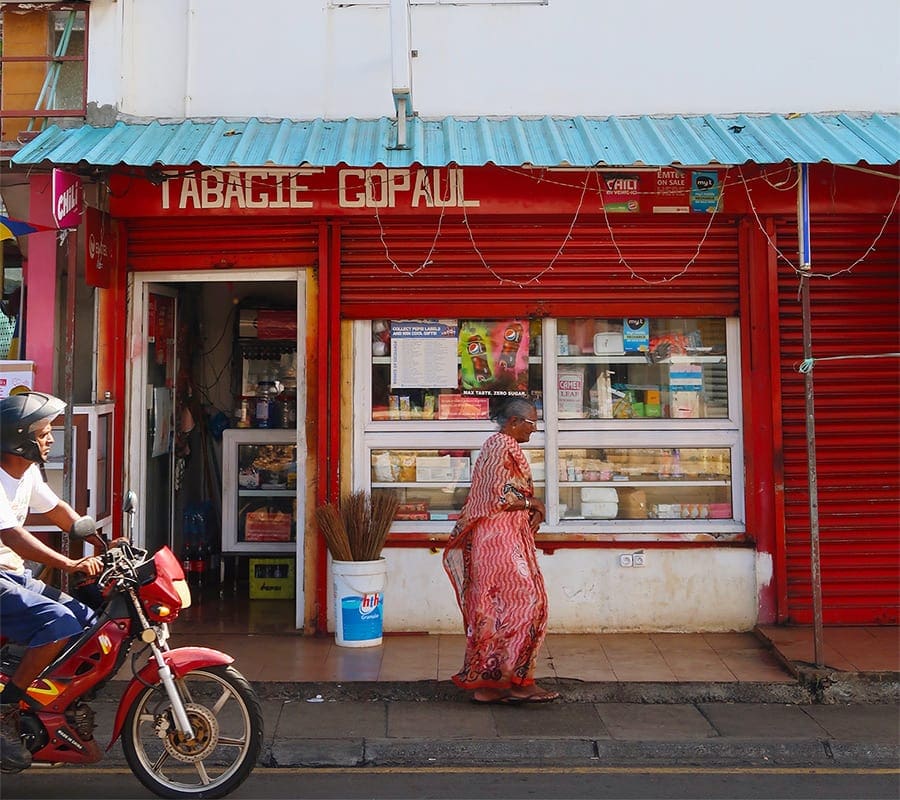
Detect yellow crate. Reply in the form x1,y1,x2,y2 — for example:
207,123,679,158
249,558,295,600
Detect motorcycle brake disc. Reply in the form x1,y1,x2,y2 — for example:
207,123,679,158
158,703,220,763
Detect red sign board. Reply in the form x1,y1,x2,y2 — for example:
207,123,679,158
84,206,118,288
52,168,83,228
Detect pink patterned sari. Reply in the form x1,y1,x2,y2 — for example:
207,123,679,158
442,432,548,690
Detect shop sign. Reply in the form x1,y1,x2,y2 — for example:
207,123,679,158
691,171,722,213
159,167,480,211
84,206,117,288
601,174,642,213
110,165,734,218
52,168,83,228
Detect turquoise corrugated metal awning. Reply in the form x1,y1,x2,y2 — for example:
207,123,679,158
10,114,900,169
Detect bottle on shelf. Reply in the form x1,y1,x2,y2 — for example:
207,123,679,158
254,375,280,428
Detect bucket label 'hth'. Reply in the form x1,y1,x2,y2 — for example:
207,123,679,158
340,592,382,641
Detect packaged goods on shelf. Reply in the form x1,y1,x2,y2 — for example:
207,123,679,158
244,510,292,541
415,455,471,483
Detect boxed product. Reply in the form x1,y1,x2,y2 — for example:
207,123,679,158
0,361,35,399
582,502,619,519
617,489,648,519
415,456,471,483
670,389,701,418
593,332,624,354
396,499,430,520
558,367,585,418
580,487,618,519
244,510,292,541
580,487,618,503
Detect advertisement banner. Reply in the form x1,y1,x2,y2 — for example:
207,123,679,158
460,320,529,396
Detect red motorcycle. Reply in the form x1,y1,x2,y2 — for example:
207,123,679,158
0,493,263,798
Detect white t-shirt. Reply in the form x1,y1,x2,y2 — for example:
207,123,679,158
0,464,60,574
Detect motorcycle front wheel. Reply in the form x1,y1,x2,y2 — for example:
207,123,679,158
121,664,263,799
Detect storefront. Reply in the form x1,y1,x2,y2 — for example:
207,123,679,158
10,117,900,632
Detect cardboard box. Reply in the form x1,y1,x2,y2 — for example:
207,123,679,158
618,489,648,519
249,558,295,599
0,361,35,399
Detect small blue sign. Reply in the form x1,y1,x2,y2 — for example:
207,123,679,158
691,171,721,213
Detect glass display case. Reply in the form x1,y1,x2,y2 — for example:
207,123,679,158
222,429,297,553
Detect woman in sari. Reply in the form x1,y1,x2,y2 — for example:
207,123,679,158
442,398,559,704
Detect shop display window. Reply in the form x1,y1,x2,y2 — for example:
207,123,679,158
558,447,732,521
370,447,545,521
556,318,727,420
355,316,743,539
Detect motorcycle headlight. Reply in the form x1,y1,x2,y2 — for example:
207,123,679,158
172,579,192,609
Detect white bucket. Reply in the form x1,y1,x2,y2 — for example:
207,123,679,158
332,558,387,647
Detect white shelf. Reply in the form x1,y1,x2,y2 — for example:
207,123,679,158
557,354,726,364
560,480,730,487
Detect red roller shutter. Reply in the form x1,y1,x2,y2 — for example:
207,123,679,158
340,216,741,318
777,215,900,624
125,218,319,271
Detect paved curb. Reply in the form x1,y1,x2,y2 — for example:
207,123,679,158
263,737,900,768
249,679,812,705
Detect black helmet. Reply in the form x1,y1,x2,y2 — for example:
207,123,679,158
0,391,66,463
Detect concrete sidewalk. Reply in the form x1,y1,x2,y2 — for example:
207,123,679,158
261,695,899,769
90,687,899,770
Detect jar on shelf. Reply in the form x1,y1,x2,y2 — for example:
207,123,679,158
279,378,297,429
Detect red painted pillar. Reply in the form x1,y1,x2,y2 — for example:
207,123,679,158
25,173,59,391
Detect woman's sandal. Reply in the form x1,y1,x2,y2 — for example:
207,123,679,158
470,694,523,705
511,687,560,703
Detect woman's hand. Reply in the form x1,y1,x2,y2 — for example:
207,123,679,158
527,498,545,533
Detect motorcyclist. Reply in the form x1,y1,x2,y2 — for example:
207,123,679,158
0,392,103,772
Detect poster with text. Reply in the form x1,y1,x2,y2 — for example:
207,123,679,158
460,320,530,396
390,320,458,389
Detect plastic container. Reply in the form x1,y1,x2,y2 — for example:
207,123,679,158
332,559,387,647
254,380,279,428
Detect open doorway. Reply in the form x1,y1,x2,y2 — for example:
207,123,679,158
127,270,307,633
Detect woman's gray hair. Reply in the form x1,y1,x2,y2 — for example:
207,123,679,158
492,397,537,428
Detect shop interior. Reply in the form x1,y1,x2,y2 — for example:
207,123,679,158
155,279,299,634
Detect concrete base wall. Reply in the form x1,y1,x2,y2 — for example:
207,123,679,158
327,547,761,635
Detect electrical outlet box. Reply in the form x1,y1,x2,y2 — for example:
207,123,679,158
632,551,646,567
619,553,633,568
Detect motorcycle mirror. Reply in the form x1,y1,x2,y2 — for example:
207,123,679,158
70,515,97,540
122,490,137,515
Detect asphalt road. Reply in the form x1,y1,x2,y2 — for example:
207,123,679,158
3,765,898,800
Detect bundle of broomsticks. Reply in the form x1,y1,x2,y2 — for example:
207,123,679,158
315,490,400,562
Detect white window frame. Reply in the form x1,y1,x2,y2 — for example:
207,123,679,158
352,317,745,540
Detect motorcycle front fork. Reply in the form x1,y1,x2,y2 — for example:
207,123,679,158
148,639,195,739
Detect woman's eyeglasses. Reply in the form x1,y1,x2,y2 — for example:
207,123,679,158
520,418,537,429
